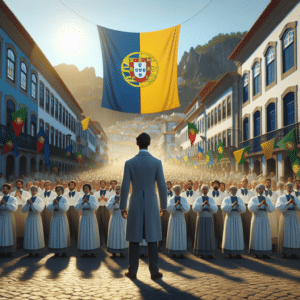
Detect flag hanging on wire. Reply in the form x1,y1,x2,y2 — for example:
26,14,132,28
261,138,276,160
81,117,90,131
1,131,19,157
233,146,249,165
11,107,27,138
217,140,224,162
98,25,181,114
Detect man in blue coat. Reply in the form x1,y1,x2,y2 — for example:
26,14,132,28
120,132,167,280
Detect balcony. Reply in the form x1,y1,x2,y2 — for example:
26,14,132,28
76,135,87,146
239,123,300,155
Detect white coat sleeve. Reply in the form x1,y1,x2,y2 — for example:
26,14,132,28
221,198,232,214
192,198,203,213
58,198,69,213
106,197,115,211
248,197,259,213
275,196,288,213
6,198,18,212
209,198,218,213
31,198,44,213
46,202,55,212
167,198,176,214
265,197,275,213
89,196,98,211
21,202,30,213
237,198,246,213
74,197,83,211
181,198,190,213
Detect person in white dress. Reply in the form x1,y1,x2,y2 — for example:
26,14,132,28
277,182,286,197
64,180,81,245
166,185,190,259
21,185,45,257
220,182,229,198
248,184,275,258
0,184,18,257
221,186,246,258
193,185,218,258
46,185,71,257
236,178,255,248
276,182,300,258
75,183,100,257
106,185,128,258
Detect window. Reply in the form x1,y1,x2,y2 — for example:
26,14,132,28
243,118,249,141
253,62,260,96
51,127,54,145
253,111,261,137
202,118,204,132
39,119,44,131
267,103,276,132
63,107,65,125
227,97,231,116
31,73,37,99
215,136,217,150
51,95,54,116
7,49,15,81
46,89,50,113
266,48,275,86
45,123,49,140
218,105,221,122
59,103,62,122
283,92,295,126
31,114,37,137
59,132,62,148
55,99,58,120
21,107,28,134
55,130,58,146
211,110,214,126
243,74,249,103
66,111,68,127
20,62,27,90
223,132,226,147
39,82,44,108
6,100,15,128
63,134,65,149
215,107,218,124
283,29,294,73
227,129,231,146
207,113,210,129
222,101,226,119
218,133,221,143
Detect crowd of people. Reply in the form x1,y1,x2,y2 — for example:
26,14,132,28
0,163,299,261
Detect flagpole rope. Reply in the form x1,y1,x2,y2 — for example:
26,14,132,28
58,0,213,27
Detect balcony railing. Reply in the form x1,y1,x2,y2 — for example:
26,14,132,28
239,123,300,154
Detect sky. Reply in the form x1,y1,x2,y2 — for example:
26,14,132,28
4,0,271,78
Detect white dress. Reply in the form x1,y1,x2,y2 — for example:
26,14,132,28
276,194,300,255
166,196,190,255
264,189,278,243
0,195,18,252
248,196,275,255
221,196,246,254
75,194,100,252
106,196,128,253
21,197,45,252
193,196,218,255
46,196,71,252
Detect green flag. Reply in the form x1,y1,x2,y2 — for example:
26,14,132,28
277,129,298,163
217,140,224,162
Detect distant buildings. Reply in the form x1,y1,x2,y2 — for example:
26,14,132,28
0,1,108,178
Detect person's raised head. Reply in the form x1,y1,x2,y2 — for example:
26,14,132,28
136,132,151,149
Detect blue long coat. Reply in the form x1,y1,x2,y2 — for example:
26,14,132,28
120,151,167,242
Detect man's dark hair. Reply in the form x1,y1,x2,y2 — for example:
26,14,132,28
265,178,271,182
100,180,106,185
187,180,193,185
136,132,151,149
213,180,220,186
110,180,117,184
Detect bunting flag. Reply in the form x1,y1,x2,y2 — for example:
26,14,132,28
188,122,199,146
76,150,82,164
217,140,224,162
98,25,181,114
261,138,276,160
233,146,249,165
183,156,188,163
36,129,46,154
65,144,72,158
81,117,90,131
173,156,177,164
169,158,173,164
1,131,19,157
277,129,297,162
206,150,213,167
292,159,300,177
11,107,27,138
50,163,60,174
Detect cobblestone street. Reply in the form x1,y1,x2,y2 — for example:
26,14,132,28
0,244,300,300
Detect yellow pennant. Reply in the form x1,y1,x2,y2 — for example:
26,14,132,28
81,117,90,131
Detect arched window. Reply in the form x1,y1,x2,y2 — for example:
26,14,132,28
55,99,58,119
243,118,249,141
31,73,37,99
211,110,214,126
51,95,54,116
51,127,54,145
20,62,27,90
243,74,249,103
7,49,15,81
31,114,37,137
39,82,44,108
283,29,294,73
223,132,226,147
253,111,261,137
59,103,62,122
283,92,295,126
39,119,44,131
66,111,68,127
215,107,218,123
63,107,65,125
253,62,261,96
45,124,49,140
6,100,15,128
218,105,221,122
45,89,50,113
227,129,231,147
222,101,226,119
266,47,275,86
202,118,204,132
207,113,210,129
227,97,231,116
267,103,276,132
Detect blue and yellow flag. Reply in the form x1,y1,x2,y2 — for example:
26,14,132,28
98,25,181,114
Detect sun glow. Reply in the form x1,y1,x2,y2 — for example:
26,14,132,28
56,24,86,55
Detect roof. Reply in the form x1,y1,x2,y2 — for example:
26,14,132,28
0,0,83,114
229,0,280,60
